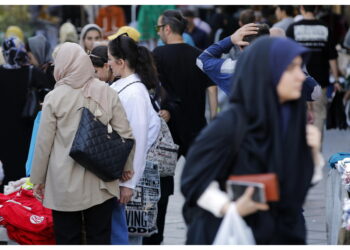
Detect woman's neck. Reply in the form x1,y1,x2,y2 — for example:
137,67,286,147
107,70,115,83
120,67,135,79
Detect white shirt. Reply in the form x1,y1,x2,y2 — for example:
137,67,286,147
110,73,160,189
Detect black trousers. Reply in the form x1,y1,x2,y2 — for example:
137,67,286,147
52,198,114,245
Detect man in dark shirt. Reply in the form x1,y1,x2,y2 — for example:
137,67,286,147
153,9,217,158
286,5,340,139
143,9,217,246
183,9,209,50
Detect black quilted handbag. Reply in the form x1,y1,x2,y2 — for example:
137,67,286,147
69,107,134,181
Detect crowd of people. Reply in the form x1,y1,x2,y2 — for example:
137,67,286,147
0,5,349,245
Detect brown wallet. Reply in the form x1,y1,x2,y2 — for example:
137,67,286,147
228,173,280,202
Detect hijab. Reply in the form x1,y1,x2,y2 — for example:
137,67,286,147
54,42,109,113
79,24,103,50
5,26,24,42
229,36,313,209
1,36,28,69
269,38,309,134
181,37,314,244
28,34,53,66
59,22,78,44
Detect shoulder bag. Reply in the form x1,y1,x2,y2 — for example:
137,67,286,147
69,98,134,182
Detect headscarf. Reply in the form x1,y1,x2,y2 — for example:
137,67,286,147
269,38,309,87
59,22,78,44
79,24,103,50
181,37,313,244
1,36,28,69
54,42,109,113
28,34,53,66
108,26,141,42
5,26,24,42
229,36,313,209
269,38,309,134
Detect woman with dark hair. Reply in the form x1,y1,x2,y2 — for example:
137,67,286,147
108,35,161,244
181,36,324,245
89,45,115,84
89,44,127,245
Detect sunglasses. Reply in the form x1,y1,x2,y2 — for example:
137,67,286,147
155,24,166,32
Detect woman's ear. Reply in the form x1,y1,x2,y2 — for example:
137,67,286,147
103,62,109,70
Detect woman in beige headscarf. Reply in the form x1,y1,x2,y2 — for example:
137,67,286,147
30,42,135,245
59,22,79,44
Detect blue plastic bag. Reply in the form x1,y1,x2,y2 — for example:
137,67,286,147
25,111,42,176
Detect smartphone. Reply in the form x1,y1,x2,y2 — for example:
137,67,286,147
226,180,266,203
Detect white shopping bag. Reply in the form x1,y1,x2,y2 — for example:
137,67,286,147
213,204,256,245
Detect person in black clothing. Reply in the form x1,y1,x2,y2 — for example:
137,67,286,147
0,37,53,192
153,9,217,158
286,5,340,139
183,10,209,50
181,37,324,244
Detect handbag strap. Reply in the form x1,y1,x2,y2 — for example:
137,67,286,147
117,81,141,94
82,92,113,133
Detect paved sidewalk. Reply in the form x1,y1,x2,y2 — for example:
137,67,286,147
162,129,350,245
163,156,186,245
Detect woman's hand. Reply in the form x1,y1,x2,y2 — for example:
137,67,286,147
33,184,45,202
119,186,133,204
120,171,134,182
159,110,171,122
234,187,269,217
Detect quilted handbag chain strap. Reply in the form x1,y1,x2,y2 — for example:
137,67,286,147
82,91,115,134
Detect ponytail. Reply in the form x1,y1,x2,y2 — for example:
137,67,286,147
108,35,159,90
135,46,158,90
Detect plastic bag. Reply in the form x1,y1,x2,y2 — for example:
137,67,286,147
213,204,256,245
25,111,42,176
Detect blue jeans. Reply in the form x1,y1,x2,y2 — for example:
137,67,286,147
111,199,129,245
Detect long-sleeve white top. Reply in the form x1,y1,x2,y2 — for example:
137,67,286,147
110,73,160,189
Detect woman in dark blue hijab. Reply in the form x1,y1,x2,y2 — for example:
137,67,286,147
181,37,321,244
